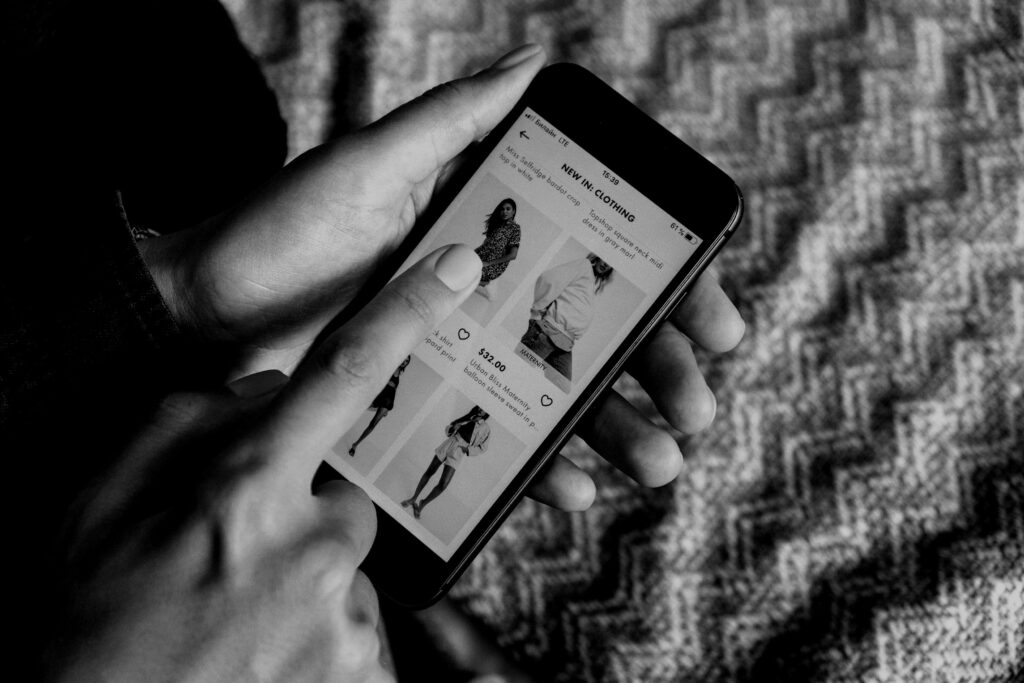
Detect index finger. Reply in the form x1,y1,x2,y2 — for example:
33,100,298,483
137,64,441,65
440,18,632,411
258,245,481,496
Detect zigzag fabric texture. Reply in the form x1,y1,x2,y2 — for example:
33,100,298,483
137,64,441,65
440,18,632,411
228,1,1023,680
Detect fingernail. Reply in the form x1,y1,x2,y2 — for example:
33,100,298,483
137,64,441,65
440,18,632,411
227,369,289,397
706,385,718,422
434,244,482,291
492,43,543,70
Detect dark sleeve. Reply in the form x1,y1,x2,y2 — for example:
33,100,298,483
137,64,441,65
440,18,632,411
0,191,192,672
1,1,288,668
1,0,287,441
0,191,183,438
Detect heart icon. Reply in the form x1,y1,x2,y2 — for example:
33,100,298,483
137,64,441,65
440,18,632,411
540,394,553,407
457,328,470,341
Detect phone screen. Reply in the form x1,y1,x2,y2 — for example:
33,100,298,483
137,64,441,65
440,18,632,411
325,107,703,560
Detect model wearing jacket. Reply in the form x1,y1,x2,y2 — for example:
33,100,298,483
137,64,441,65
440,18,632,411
401,406,491,519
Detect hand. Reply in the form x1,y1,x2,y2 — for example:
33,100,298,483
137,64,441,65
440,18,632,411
531,269,745,509
142,42,744,510
516,228,744,510
141,44,546,376
46,246,482,682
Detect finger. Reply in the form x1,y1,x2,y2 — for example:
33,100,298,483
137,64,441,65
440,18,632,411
627,325,716,434
313,479,378,568
669,269,745,353
359,44,545,190
525,453,596,511
72,391,242,545
576,391,683,488
263,244,481,490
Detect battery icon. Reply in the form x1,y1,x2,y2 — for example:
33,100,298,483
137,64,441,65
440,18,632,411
683,232,696,243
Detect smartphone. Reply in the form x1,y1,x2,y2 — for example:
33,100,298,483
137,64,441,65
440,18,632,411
323,63,742,608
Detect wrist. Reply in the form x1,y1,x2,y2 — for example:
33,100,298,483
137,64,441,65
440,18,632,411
137,230,201,338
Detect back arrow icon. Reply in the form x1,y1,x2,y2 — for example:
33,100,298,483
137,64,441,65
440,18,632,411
519,130,530,139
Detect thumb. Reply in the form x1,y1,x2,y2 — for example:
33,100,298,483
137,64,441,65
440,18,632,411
357,44,545,190
259,244,482,492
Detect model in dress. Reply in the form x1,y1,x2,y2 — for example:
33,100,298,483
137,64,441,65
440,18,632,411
473,198,521,299
348,356,411,456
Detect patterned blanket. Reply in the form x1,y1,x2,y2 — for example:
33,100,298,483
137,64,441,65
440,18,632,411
226,1,1023,680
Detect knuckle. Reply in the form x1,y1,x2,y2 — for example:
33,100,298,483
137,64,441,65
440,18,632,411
424,79,467,111
154,391,219,425
296,531,361,596
298,502,376,588
333,619,381,673
392,285,438,329
298,572,389,678
199,466,280,563
306,528,359,571
317,571,383,674
331,606,385,671
421,78,485,149
348,570,381,628
199,428,271,494
160,516,219,576
317,336,381,387
332,519,374,569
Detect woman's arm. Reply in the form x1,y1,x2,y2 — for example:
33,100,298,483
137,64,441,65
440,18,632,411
466,422,491,457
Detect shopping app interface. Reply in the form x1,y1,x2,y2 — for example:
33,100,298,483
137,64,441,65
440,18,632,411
326,108,703,559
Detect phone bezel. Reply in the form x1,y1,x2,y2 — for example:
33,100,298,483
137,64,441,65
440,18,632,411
336,63,743,608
